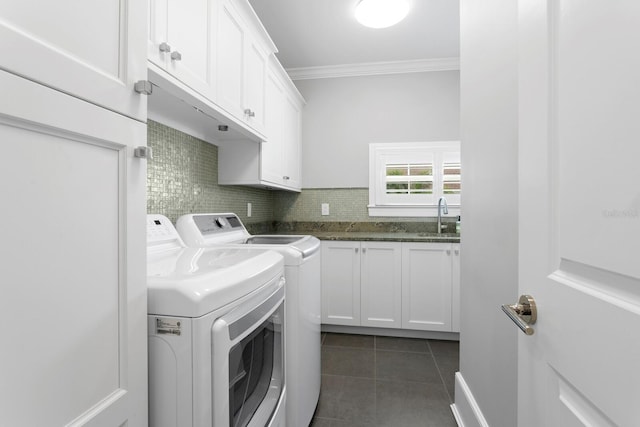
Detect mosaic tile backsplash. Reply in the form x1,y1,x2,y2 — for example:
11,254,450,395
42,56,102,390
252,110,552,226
274,188,440,223
147,121,274,224
147,121,453,230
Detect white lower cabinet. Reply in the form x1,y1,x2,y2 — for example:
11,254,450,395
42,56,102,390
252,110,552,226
321,241,460,333
451,243,461,332
360,243,402,328
321,241,401,327
321,241,361,326
402,243,453,332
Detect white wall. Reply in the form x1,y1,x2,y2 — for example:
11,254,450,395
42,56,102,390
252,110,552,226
295,71,460,188
454,0,518,426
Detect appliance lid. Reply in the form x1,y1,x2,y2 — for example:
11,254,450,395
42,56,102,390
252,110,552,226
147,246,284,318
244,235,304,245
243,234,320,258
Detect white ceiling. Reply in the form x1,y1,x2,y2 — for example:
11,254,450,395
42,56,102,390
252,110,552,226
248,0,460,71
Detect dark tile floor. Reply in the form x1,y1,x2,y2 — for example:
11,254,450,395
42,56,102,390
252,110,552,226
310,333,459,427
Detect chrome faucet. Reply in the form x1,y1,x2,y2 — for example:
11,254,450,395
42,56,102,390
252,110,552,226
437,197,448,234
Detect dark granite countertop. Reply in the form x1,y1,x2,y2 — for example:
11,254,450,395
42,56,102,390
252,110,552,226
247,221,460,243
303,231,460,243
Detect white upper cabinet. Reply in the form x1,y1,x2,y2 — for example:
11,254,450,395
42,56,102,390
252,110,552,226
281,91,303,189
146,0,305,190
260,62,303,190
244,39,268,133
261,71,286,184
148,0,213,97
216,0,245,115
216,0,272,135
218,58,304,192
0,0,147,121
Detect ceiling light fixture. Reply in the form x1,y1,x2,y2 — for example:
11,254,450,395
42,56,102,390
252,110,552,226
355,0,411,29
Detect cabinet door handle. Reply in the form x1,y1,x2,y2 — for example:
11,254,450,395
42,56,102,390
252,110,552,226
244,108,256,117
171,51,182,61
446,249,451,255
355,248,359,254
362,248,366,254
159,42,171,53
454,249,459,255
283,176,290,180
134,80,153,95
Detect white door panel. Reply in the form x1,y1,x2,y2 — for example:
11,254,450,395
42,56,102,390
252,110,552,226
360,243,402,328
401,243,452,332
321,241,361,325
0,71,147,427
217,0,245,118
0,0,146,120
518,0,640,425
166,0,211,94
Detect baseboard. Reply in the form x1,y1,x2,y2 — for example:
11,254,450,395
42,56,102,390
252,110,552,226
321,324,460,341
450,372,490,427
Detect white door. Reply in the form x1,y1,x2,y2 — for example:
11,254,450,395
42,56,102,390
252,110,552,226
0,71,147,427
0,0,146,121
517,1,640,426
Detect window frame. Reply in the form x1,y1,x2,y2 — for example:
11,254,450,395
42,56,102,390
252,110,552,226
368,141,461,217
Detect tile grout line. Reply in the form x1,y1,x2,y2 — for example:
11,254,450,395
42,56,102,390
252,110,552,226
374,335,378,426
427,339,454,403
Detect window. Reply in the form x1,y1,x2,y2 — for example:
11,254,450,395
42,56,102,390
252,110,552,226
368,141,460,217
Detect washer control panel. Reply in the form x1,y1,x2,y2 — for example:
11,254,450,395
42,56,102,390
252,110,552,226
193,214,244,236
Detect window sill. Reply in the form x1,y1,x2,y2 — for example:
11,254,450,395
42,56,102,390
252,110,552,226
368,205,461,218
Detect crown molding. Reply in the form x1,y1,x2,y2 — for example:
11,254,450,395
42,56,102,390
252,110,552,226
285,57,460,80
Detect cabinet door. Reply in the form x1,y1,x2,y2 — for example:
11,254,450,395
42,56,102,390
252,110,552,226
148,0,169,69
281,94,302,190
0,72,147,427
168,0,211,95
401,243,453,331
451,244,461,332
0,0,146,121
244,38,267,133
360,242,402,328
216,0,245,118
321,241,361,326
261,71,285,185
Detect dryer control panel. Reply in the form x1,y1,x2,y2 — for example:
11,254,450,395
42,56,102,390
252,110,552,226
147,214,185,250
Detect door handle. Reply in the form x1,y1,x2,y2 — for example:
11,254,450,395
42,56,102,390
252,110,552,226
502,294,537,336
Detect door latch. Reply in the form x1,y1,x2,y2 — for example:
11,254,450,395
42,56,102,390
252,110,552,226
502,294,537,335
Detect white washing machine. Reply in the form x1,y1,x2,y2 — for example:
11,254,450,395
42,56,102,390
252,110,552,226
176,213,321,427
146,215,287,427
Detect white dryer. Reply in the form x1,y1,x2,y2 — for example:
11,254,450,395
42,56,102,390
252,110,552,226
146,215,287,427
176,213,321,427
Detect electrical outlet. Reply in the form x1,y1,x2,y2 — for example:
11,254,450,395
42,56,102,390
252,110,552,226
247,202,252,217
321,203,330,216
